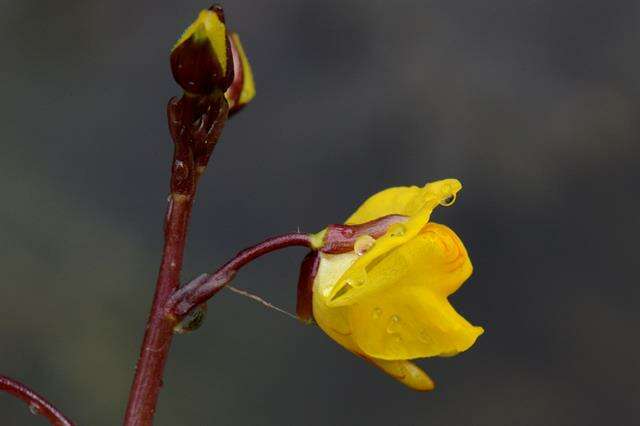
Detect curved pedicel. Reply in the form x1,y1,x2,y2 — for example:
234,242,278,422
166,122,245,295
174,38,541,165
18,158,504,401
0,375,75,426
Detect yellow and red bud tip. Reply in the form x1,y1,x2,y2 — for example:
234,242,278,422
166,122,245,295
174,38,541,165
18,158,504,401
170,5,234,95
225,33,256,115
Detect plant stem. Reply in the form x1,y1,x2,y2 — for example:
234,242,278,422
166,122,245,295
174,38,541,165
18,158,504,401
0,374,74,426
124,90,227,425
167,233,313,319
123,194,193,425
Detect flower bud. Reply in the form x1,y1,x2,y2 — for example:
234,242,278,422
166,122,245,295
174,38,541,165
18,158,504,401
170,5,234,95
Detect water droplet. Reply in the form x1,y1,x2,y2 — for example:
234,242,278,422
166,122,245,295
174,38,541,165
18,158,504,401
173,160,189,181
173,303,208,334
419,329,432,343
354,234,375,256
439,193,456,207
387,223,406,237
352,278,366,287
372,307,383,319
28,403,40,416
386,315,401,333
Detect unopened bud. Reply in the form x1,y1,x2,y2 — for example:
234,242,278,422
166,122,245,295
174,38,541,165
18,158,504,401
170,5,234,95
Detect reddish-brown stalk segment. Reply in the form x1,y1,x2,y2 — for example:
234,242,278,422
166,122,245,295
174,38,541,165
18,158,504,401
123,195,193,425
166,233,314,319
125,92,229,425
0,375,75,426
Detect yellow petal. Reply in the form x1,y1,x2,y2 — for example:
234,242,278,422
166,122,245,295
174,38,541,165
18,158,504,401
312,252,360,353
327,179,462,307
404,222,474,297
349,283,483,360
368,358,435,391
345,179,461,225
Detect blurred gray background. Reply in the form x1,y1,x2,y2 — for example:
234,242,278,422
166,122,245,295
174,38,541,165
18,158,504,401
1,0,639,425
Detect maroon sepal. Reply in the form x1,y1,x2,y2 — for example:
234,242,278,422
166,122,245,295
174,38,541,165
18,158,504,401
321,214,409,254
170,6,234,95
296,251,320,324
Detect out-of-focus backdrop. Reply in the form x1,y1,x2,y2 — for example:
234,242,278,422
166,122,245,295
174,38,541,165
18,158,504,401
1,0,638,424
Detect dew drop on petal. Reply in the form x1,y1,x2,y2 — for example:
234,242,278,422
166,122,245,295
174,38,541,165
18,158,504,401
419,329,433,344
354,234,375,256
372,307,383,319
352,278,365,287
386,315,401,333
439,193,456,207
28,403,40,416
173,303,208,334
348,270,368,288
387,223,406,237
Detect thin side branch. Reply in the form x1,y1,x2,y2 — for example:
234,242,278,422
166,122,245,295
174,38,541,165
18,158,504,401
166,233,314,319
0,375,74,426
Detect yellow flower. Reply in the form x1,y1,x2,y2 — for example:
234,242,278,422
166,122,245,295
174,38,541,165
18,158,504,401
310,179,483,391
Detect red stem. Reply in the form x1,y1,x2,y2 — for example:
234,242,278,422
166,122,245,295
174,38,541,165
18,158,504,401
167,233,313,319
0,374,74,425
123,194,193,425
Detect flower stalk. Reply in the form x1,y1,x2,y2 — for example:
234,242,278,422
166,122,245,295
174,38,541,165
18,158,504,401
166,233,314,320
123,5,252,424
123,95,230,424
123,192,196,425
